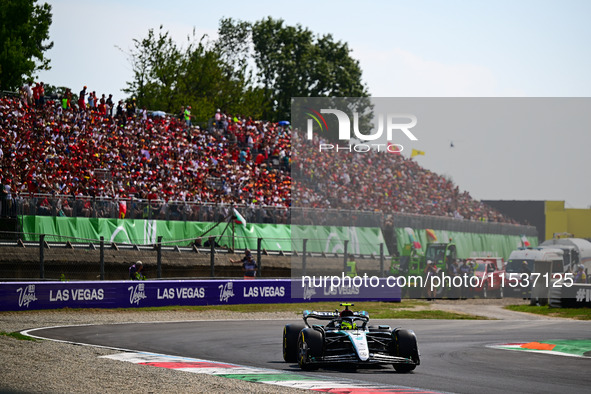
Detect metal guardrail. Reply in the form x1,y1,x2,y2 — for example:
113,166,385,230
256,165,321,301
0,233,271,281
0,232,390,281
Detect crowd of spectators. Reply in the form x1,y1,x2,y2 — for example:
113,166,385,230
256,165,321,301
292,132,519,224
0,86,291,216
0,83,517,225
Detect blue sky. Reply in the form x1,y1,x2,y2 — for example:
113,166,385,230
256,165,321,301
37,0,591,209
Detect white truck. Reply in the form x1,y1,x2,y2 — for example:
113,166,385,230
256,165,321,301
504,247,565,304
538,237,591,273
505,248,565,275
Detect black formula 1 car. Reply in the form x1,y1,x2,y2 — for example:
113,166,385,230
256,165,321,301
282,303,420,372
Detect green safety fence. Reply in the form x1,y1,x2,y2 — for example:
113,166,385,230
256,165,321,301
20,216,386,255
20,216,535,258
394,227,539,260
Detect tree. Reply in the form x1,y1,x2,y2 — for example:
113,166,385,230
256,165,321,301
122,26,267,124
123,18,369,125
121,26,187,113
0,0,53,90
213,18,271,118
217,17,369,121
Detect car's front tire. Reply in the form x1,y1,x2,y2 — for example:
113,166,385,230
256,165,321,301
392,329,420,373
283,324,305,362
297,328,322,370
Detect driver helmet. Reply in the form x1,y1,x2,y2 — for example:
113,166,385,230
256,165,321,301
340,320,356,330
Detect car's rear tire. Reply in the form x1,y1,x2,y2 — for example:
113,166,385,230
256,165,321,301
297,328,322,370
392,329,420,373
283,324,305,362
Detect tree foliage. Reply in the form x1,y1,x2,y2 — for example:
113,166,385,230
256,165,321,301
122,26,188,113
219,17,369,121
0,0,53,90
122,26,267,124
124,17,368,124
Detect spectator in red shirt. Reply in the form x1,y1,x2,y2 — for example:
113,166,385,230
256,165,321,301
78,86,87,110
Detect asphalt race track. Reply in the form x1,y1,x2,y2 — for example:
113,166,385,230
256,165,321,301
30,319,591,394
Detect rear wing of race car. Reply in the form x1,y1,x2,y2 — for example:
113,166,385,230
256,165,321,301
302,309,370,327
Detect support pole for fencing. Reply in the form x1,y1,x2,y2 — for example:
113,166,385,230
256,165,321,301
99,236,105,280
257,238,262,277
209,236,215,278
157,236,162,279
380,243,385,277
302,239,308,276
39,234,45,279
343,240,349,273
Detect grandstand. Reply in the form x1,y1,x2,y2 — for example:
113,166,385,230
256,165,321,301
1,90,518,226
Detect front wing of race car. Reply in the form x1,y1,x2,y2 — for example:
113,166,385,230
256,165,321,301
319,352,415,365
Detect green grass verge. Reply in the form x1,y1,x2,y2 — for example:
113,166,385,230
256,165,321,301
505,305,591,320
0,331,37,341
370,309,489,320
32,301,487,320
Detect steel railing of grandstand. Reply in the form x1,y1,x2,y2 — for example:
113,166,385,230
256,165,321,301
389,212,538,237
291,207,537,237
3,193,537,236
9,193,290,225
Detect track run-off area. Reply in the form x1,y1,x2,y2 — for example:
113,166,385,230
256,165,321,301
25,316,591,394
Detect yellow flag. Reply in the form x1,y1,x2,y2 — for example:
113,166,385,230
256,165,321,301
411,149,425,158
